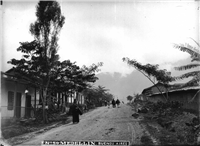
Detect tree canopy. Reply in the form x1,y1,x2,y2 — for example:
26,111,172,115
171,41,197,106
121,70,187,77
83,85,113,107
122,57,174,101
122,57,174,85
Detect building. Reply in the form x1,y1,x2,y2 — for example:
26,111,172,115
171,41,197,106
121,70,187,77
1,69,40,120
1,68,85,121
142,82,200,116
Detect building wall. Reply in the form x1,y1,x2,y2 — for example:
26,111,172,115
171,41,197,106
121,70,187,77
147,94,166,103
168,90,199,114
149,90,199,115
151,85,167,94
1,78,39,119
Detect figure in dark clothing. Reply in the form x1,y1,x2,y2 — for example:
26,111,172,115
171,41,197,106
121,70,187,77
116,99,120,108
112,99,116,108
69,99,82,124
104,100,107,106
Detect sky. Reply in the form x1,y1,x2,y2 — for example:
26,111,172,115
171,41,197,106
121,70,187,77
1,0,199,101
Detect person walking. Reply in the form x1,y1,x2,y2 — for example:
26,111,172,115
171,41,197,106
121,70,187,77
116,99,120,108
69,99,82,124
112,99,116,108
107,101,111,108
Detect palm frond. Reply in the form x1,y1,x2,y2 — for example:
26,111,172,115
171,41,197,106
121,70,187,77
174,63,200,71
174,71,200,80
173,40,200,87
184,77,200,87
173,43,200,60
191,57,200,62
189,37,200,47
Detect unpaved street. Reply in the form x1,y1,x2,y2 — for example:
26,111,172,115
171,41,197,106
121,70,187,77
19,104,145,146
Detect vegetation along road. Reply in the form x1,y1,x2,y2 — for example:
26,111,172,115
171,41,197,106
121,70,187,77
18,104,145,146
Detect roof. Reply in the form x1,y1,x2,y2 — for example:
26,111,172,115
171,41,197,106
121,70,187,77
142,82,165,92
151,86,200,96
169,86,200,92
1,69,39,87
5,67,15,74
142,82,200,96
141,82,168,96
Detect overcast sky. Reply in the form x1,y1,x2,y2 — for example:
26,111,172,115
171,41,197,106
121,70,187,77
1,0,199,101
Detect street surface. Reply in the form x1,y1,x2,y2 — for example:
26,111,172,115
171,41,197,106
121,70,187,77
19,104,145,146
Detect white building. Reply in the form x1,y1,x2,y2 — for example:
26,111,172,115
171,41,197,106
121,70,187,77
1,69,40,120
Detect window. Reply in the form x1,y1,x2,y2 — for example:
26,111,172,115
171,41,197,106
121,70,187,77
8,91,14,110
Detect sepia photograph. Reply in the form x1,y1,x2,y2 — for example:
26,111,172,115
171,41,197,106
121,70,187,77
0,0,199,145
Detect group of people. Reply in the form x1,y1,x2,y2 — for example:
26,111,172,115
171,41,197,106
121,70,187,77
109,99,121,108
68,98,123,124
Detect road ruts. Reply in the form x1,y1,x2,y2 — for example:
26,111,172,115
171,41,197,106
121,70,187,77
18,104,145,146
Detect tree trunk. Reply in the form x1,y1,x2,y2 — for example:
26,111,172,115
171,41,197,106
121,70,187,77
58,93,60,109
138,69,168,102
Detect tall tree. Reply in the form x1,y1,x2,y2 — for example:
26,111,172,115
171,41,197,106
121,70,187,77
8,1,65,123
122,57,174,101
173,39,200,102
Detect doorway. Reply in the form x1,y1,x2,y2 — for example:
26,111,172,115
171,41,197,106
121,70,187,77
25,94,32,118
16,92,21,118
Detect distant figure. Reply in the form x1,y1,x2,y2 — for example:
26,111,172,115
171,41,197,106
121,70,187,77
116,99,120,108
69,99,82,124
112,99,116,108
107,101,111,108
104,100,107,106
61,102,66,113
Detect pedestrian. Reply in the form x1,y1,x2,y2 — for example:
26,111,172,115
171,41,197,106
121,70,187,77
112,99,116,108
69,99,82,124
116,99,120,108
108,101,111,108
104,100,107,106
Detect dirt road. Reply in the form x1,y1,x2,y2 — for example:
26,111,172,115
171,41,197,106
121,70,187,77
18,104,145,146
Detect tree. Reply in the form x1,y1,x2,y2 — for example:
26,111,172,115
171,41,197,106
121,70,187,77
8,1,65,123
83,85,113,107
79,62,103,90
122,57,174,101
133,93,140,101
127,95,133,102
173,39,200,102
95,85,109,106
46,60,102,110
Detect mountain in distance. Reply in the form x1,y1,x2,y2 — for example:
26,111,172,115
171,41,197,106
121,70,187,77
94,57,194,102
